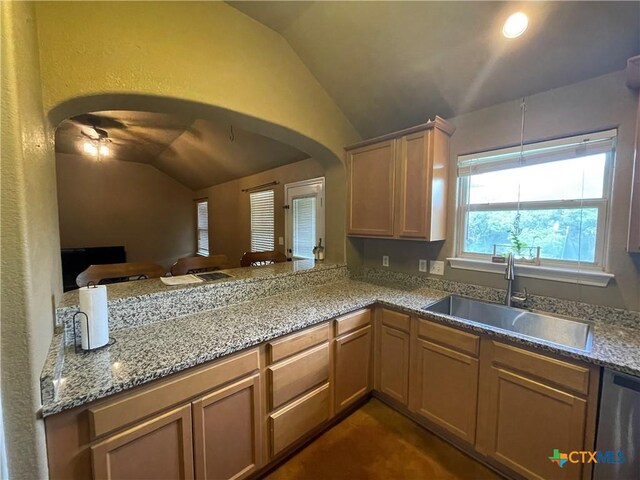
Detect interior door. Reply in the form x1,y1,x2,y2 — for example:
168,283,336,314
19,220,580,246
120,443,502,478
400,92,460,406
284,177,325,260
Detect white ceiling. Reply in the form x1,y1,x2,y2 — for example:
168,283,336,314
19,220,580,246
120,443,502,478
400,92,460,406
229,1,640,138
55,111,309,190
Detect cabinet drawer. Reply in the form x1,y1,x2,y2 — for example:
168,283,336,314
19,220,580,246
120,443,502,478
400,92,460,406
267,322,329,364
89,348,259,439
490,341,591,395
418,318,479,357
335,308,371,336
269,383,330,456
381,308,411,332
268,343,330,410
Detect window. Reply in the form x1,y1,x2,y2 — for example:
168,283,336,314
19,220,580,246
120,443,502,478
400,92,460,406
457,130,615,268
292,196,317,259
250,190,275,251
196,199,209,256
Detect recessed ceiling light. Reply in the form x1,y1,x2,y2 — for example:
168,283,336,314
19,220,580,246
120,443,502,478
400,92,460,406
503,12,528,39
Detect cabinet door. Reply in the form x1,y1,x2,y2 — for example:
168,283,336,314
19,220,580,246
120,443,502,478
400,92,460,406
397,130,430,238
347,140,396,236
91,404,194,480
479,366,588,480
192,374,262,480
378,325,410,405
397,129,449,240
334,325,372,412
411,339,479,444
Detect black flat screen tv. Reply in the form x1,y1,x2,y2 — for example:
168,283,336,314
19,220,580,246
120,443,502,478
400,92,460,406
61,246,126,292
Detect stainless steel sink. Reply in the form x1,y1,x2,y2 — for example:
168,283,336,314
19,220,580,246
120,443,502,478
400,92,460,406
424,295,592,351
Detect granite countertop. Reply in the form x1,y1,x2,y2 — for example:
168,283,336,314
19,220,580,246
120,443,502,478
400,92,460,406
40,279,640,417
58,259,335,308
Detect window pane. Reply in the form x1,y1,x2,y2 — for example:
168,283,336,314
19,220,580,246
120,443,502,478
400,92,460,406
464,208,598,263
250,190,274,252
468,154,606,204
292,197,316,259
196,201,209,255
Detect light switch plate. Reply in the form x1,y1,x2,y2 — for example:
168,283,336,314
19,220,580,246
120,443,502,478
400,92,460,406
418,259,427,272
278,236,284,245
429,260,445,276
382,255,389,267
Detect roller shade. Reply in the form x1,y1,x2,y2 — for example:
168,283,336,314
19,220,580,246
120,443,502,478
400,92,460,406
196,200,209,256
458,129,617,176
250,190,275,252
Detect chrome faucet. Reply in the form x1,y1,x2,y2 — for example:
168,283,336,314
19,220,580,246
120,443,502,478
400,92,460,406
504,253,528,307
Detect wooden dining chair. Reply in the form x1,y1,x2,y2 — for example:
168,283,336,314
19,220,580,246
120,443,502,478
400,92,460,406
170,254,230,276
240,250,288,267
76,262,165,287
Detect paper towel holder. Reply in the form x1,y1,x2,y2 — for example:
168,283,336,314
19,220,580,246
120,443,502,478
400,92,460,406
72,311,116,353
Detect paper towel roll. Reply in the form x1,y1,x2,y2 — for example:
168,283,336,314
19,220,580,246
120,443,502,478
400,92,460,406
78,285,109,350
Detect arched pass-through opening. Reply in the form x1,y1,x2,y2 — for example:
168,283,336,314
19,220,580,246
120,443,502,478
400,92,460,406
48,94,344,170
49,93,349,265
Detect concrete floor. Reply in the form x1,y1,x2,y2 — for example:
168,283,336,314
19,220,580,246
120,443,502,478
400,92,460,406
265,399,503,480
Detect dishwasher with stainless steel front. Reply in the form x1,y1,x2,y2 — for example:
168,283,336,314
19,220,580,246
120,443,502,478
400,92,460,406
593,369,640,480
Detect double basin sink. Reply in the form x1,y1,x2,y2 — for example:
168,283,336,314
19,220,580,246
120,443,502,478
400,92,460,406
424,295,592,351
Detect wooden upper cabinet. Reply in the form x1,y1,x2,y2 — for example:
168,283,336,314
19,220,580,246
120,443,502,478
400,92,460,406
346,140,396,236
91,404,194,480
346,117,454,240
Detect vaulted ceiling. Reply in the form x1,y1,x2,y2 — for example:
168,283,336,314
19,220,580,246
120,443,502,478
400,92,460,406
55,2,639,187
55,111,309,190
229,1,640,138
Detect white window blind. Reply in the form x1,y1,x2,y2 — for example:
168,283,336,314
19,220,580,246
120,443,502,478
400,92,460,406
250,190,274,252
458,129,616,176
196,200,209,256
292,196,316,259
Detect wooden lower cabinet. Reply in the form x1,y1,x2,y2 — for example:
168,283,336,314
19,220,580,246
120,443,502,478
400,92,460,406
269,383,331,456
91,404,194,480
476,339,599,480
192,374,262,480
411,338,479,444
378,324,410,405
334,324,373,411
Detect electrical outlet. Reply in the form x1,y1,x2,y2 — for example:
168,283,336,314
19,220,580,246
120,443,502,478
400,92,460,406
278,236,284,245
418,259,427,272
382,255,389,267
429,260,445,276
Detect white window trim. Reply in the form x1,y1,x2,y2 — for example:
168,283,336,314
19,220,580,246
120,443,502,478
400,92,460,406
453,130,616,285
284,177,325,260
447,257,614,287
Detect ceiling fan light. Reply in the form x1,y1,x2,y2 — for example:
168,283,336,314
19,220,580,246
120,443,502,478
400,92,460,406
83,142,98,156
99,145,110,157
503,12,528,38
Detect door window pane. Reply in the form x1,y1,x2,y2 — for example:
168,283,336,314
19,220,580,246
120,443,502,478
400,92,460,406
292,197,316,259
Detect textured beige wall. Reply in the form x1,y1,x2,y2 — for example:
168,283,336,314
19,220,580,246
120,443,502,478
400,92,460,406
56,154,196,270
361,71,640,311
1,2,61,478
196,158,325,267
